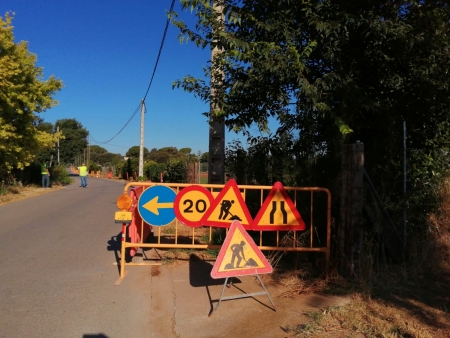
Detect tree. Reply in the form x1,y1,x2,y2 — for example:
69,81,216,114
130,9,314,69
98,152,123,167
165,158,187,183
179,147,192,154
144,160,166,181
126,146,149,158
36,121,56,163
88,145,122,166
90,145,107,155
0,13,63,175
171,1,450,276
148,147,180,163
171,1,450,218
200,152,208,163
89,145,107,164
56,118,88,164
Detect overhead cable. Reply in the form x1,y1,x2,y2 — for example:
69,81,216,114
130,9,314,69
143,0,176,101
89,142,130,149
92,102,142,144
91,0,175,145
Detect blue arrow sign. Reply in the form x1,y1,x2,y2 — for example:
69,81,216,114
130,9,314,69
138,186,176,226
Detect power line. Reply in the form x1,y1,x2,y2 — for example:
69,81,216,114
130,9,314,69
91,102,142,144
90,142,130,149
91,0,175,145
143,0,176,101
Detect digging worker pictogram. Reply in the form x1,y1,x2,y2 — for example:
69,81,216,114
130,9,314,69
219,200,242,221
219,200,234,220
230,241,246,268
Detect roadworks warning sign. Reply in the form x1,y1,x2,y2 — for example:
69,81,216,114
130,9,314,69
211,220,273,279
252,181,306,231
201,179,253,229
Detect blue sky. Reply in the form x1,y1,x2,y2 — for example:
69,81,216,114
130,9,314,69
1,0,248,156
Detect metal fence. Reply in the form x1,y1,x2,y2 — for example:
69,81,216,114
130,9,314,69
116,182,331,284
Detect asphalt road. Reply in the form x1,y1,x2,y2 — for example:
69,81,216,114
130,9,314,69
0,175,349,338
0,176,153,338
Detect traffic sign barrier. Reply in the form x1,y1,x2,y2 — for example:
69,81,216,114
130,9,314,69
252,182,307,231
138,186,176,226
174,185,214,227
114,181,331,285
201,179,253,229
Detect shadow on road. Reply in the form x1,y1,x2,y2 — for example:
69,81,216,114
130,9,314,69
189,254,245,316
107,232,132,274
83,335,109,338
188,254,236,287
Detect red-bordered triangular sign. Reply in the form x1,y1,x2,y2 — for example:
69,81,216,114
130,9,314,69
211,220,273,279
252,182,306,231
201,179,253,229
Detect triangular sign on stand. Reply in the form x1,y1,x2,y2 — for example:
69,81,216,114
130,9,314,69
211,220,273,279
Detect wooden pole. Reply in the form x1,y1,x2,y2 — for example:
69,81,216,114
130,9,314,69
208,1,225,184
339,141,364,277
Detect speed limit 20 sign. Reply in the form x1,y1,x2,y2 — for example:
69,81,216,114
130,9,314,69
174,186,214,227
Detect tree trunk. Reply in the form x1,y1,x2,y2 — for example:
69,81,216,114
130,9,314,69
338,142,364,277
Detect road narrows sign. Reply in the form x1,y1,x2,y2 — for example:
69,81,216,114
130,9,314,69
174,185,213,227
252,182,306,231
200,179,253,229
138,186,176,226
211,220,273,279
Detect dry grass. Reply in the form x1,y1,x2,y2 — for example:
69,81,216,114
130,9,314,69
283,292,449,337
0,184,64,206
276,181,450,338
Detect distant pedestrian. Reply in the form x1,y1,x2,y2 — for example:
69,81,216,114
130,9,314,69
41,159,50,188
78,162,88,188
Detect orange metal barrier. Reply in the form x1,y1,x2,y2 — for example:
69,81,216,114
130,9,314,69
116,182,331,284
127,186,153,257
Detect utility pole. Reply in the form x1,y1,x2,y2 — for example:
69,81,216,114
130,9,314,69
208,1,225,184
403,121,407,251
139,99,145,179
197,150,202,184
57,126,60,165
87,134,90,167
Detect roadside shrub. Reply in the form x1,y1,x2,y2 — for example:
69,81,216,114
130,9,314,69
50,165,73,185
0,182,7,196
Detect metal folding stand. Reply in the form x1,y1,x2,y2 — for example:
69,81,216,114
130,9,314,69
209,274,276,317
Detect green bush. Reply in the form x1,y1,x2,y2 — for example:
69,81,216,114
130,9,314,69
50,165,73,185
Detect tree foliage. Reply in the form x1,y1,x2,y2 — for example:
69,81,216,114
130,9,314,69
171,0,450,231
126,145,149,158
148,147,197,164
56,118,88,164
0,13,63,175
114,146,202,182
144,160,166,182
88,145,122,166
166,157,188,183
200,151,208,163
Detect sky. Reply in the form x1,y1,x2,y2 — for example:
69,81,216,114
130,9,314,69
1,0,247,156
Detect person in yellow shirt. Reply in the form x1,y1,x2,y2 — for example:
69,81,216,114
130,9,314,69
78,162,88,188
41,159,50,188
